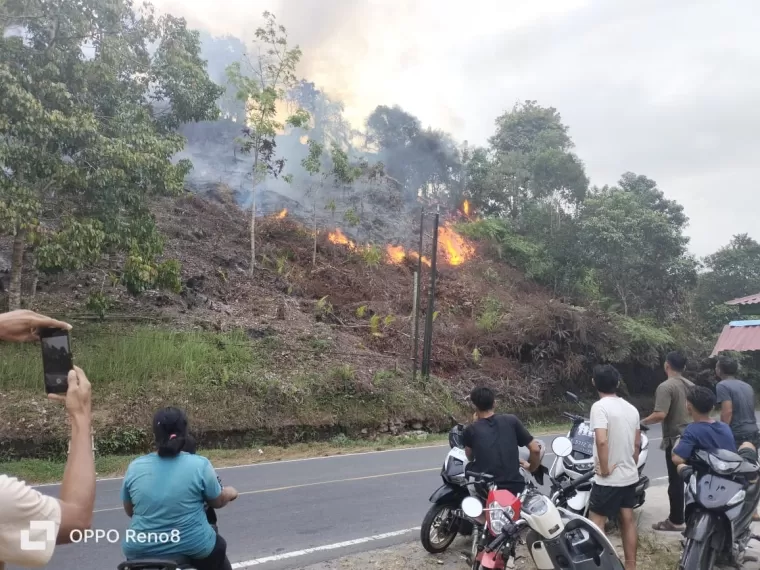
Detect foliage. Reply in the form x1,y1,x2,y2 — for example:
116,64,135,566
225,11,310,273
343,208,360,227
695,234,760,332
576,179,697,317
360,244,383,268
0,0,220,308
365,104,462,200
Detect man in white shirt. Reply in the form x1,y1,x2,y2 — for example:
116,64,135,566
0,310,95,568
588,364,641,570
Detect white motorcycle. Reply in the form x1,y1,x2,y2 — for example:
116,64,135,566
461,436,626,570
548,392,650,517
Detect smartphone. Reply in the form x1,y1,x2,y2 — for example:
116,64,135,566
40,328,73,394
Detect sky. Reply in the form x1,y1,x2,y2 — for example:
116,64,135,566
151,0,760,258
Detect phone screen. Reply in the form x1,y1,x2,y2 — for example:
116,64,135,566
40,328,73,394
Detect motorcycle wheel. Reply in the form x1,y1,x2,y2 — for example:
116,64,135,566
420,503,461,554
680,537,717,570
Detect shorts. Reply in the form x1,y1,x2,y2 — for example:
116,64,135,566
588,483,637,519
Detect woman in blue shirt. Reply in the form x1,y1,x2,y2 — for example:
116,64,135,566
120,407,238,570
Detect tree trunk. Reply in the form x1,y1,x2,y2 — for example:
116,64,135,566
29,268,39,303
250,146,260,277
312,201,317,266
9,228,26,310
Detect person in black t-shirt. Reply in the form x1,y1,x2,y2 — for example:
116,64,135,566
463,386,541,496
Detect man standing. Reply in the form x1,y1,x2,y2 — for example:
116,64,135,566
0,310,95,569
643,351,693,532
588,365,640,570
715,355,760,520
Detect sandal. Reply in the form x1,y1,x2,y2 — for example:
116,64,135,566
652,519,684,532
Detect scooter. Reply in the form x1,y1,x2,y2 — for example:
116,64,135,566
420,416,475,553
679,447,760,570
548,391,650,517
461,436,626,570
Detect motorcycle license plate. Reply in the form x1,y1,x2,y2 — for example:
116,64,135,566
570,428,594,455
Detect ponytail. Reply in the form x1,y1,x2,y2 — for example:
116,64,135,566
157,433,186,458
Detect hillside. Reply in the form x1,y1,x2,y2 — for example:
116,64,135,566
0,186,669,459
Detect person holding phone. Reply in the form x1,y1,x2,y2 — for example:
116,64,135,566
0,310,95,569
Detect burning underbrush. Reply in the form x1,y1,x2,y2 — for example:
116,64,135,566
4,188,662,451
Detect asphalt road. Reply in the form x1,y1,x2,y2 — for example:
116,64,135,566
1,420,684,570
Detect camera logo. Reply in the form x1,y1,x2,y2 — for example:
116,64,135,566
19,520,56,551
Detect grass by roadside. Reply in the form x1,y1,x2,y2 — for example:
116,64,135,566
0,421,569,484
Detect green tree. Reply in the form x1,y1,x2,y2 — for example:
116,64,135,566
695,234,760,331
0,0,221,309
488,100,588,220
576,177,696,317
301,139,326,265
225,11,309,276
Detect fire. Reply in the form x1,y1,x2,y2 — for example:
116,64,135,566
386,245,406,264
299,135,309,145
463,200,470,216
327,229,356,250
409,251,432,267
276,209,287,219
437,224,475,266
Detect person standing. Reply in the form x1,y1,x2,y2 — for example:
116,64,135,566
588,365,640,570
715,355,760,520
642,351,693,532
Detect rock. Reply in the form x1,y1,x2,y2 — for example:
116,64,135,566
360,428,368,435
411,422,423,430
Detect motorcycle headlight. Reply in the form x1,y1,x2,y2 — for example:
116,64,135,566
522,493,549,516
488,502,514,534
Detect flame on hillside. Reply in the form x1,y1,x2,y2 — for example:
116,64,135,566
386,245,406,264
409,251,432,267
328,229,356,250
276,209,288,219
438,224,475,266
463,200,470,216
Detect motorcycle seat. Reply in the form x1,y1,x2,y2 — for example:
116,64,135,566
117,557,196,570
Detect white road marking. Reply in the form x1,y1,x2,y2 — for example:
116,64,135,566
230,527,420,568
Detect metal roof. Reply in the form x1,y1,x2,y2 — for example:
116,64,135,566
711,321,760,356
726,292,760,306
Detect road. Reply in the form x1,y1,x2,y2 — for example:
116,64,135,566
2,420,684,570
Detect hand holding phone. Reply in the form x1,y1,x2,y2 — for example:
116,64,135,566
40,327,73,394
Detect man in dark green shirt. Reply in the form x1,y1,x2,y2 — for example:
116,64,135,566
643,351,693,532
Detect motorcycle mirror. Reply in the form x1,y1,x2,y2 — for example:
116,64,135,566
551,436,573,458
461,496,483,519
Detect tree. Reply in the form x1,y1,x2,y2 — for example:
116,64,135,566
288,81,353,149
225,11,309,276
0,0,222,309
488,100,588,220
365,105,461,201
301,139,326,265
576,178,696,318
695,234,760,331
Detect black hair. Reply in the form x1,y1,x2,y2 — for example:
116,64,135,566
470,386,495,412
716,356,739,376
153,407,189,458
183,434,198,454
593,364,621,394
687,386,716,415
666,351,687,372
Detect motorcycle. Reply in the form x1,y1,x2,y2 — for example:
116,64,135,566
420,416,475,553
679,447,760,570
548,391,650,518
420,415,545,555
461,435,626,570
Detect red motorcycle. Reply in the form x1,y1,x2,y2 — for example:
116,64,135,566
464,471,523,570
